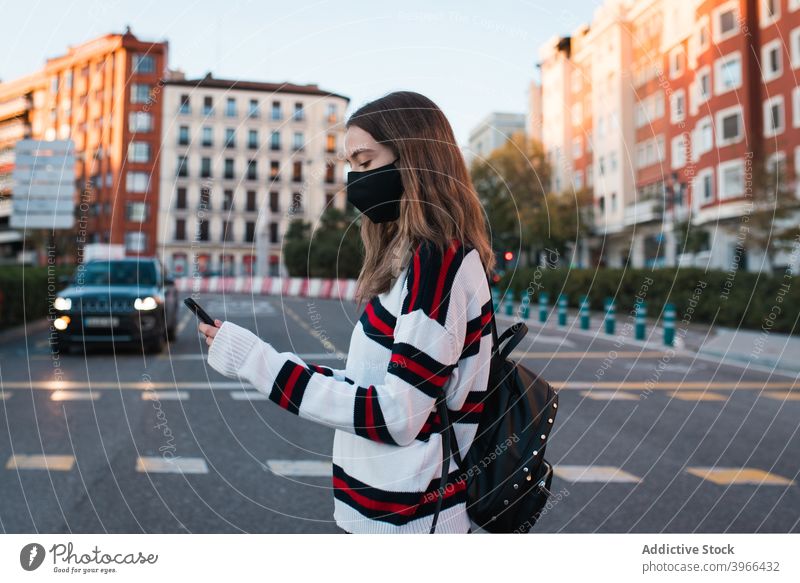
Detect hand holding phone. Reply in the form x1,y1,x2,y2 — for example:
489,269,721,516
183,297,217,326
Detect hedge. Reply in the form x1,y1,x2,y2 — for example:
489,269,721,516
499,266,800,334
0,265,74,332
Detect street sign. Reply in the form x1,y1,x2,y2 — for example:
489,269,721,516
10,139,75,230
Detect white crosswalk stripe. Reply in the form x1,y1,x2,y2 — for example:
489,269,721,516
5,454,75,471
135,456,209,474
51,390,99,401
230,391,268,401
265,459,332,477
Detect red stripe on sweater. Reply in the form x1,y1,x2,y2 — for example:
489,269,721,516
365,301,393,336
459,402,484,414
365,386,380,442
279,364,304,409
390,353,449,387
332,477,418,515
430,240,459,320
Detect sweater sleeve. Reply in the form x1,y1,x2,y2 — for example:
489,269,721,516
206,240,472,446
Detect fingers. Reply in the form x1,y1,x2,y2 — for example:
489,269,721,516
214,319,222,328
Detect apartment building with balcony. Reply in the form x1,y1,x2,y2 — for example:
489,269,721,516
0,28,168,259
157,73,349,277
535,0,800,274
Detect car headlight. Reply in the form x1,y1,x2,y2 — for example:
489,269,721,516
134,296,160,311
54,297,72,311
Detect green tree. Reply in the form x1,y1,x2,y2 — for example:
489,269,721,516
283,206,363,278
470,131,551,266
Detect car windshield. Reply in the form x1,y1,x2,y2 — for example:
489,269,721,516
75,261,158,286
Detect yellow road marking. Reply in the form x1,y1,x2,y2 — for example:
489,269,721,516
554,465,642,483
580,390,639,400
686,467,795,486
5,454,75,471
762,391,800,401
669,391,728,401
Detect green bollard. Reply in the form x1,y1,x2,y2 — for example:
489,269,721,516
635,300,647,341
520,293,530,320
504,288,515,316
664,303,676,346
557,294,568,326
538,292,549,323
604,297,616,335
579,295,590,330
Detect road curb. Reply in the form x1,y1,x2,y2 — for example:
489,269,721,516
0,317,50,345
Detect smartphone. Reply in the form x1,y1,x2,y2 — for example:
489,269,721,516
183,297,217,326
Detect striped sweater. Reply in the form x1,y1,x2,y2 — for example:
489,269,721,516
206,238,493,533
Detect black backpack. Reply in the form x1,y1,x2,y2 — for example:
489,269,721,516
429,276,560,533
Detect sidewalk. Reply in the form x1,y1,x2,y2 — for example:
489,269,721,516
494,302,800,375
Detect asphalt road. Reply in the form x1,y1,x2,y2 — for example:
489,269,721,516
0,294,797,533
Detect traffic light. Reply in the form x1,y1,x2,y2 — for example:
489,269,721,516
504,251,514,262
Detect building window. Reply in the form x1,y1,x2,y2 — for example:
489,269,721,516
761,40,782,82
713,1,739,43
176,156,188,178
199,186,211,210
669,46,685,79
126,202,148,222
325,161,335,184
198,219,209,241
670,89,685,124
176,187,187,209
293,102,304,121
174,219,186,241
715,52,742,94
293,131,304,150
693,116,714,159
131,84,150,104
270,131,281,151
696,67,711,104
225,97,236,117
326,134,336,153
223,189,234,211
201,126,213,147
245,221,255,243
127,171,150,192
225,128,236,148
178,125,190,146
695,168,715,207
125,232,147,252
203,96,214,116
763,95,785,137
247,160,257,180
760,0,781,27
248,129,258,149
271,101,282,120
715,105,743,146
292,160,302,182
269,191,279,213
224,158,234,180
793,86,800,127
132,54,155,74
326,103,337,123
246,190,256,212
248,99,259,118
179,94,191,115
270,161,280,180
671,134,687,169
128,142,150,163
201,157,212,178
269,222,279,243
222,220,234,242
129,111,152,132
572,136,582,159
718,159,745,199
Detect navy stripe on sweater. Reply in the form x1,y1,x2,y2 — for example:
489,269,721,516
332,462,467,526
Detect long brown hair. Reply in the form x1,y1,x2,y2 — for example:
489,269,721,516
346,91,496,306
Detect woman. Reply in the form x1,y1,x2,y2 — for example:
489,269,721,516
200,90,496,534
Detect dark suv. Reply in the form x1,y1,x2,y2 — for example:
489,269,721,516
52,258,178,353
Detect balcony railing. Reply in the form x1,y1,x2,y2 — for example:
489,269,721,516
624,198,662,226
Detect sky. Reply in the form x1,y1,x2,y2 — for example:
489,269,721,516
0,0,601,145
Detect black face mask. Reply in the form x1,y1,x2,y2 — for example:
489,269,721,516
346,160,404,223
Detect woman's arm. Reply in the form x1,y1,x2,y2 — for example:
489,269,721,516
206,241,473,447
